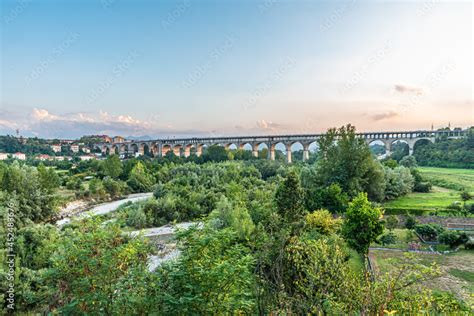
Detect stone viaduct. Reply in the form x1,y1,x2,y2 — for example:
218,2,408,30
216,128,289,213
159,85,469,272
94,129,468,163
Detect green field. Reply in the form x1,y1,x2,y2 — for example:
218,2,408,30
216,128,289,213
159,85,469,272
384,167,473,213
418,167,474,193
369,249,474,307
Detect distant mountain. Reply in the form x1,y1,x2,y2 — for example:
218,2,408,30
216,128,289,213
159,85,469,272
125,135,155,141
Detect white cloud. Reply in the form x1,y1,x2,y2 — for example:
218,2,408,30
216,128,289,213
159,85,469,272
394,84,424,95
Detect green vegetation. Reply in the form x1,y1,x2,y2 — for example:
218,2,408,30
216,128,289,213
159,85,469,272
418,167,474,192
1,124,472,314
413,129,474,169
384,167,474,215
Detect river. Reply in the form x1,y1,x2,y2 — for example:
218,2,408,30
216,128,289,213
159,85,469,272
56,192,153,226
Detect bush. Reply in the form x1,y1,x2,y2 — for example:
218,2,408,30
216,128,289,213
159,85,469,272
304,209,342,235
379,232,397,246
438,231,468,249
126,206,148,229
405,215,417,229
414,181,432,193
385,215,399,230
464,238,474,250
414,224,444,241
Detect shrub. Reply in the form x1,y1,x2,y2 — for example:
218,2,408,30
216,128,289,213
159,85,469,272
438,231,468,249
405,215,417,229
379,232,397,246
126,206,148,229
464,238,474,250
385,215,399,230
414,181,432,193
414,224,444,241
305,209,342,235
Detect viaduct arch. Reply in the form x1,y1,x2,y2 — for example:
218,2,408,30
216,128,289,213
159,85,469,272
95,129,468,163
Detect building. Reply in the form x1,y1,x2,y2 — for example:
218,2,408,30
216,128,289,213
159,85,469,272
79,154,96,161
37,154,52,161
70,144,80,153
82,147,91,153
113,136,126,143
12,152,26,160
51,144,62,153
0,153,9,160
96,135,112,143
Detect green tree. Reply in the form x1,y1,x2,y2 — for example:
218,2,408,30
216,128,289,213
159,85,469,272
127,161,154,192
101,154,123,179
155,227,256,314
203,145,230,162
37,163,60,194
48,219,151,314
385,215,399,231
342,193,384,255
316,124,386,201
275,170,306,223
399,155,417,168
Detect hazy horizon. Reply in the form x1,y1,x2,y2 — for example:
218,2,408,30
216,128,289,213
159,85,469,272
1,0,473,138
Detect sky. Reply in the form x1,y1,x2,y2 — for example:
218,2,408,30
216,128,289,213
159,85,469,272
0,0,473,139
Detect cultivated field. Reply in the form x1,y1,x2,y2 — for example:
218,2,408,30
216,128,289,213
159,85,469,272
384,167,473,214
370,249,474,308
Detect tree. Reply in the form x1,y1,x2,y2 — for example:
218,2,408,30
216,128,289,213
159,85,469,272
155,227,256,314
399,155,417,168
438,231,468,249
384,166,414,200
202,145,230,162
37,163,60,194
48,219,151,314
127,161,154,192
304,209,342,235
209,196,255,240
275,170,306,223
460,190,472,208
316,124,386,201
342,193,384,255
385,215,399,231
101,154,123,179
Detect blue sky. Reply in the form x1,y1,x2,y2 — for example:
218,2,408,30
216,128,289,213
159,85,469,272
1,0,472,138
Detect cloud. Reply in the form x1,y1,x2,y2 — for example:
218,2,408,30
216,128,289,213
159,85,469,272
255,119,283,131
0,107,237,139
394,84,424,95
371,111,399,121
0,108,161,138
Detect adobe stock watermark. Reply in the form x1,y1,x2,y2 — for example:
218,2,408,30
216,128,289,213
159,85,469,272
320,0,357,32
161,0,191,30
400,61,455,113
100,0,117,10
25,32,80,85
2,0,31,25
182,33,238,88
418,0,437,17
4,200,17,311
86,50,140,105
339,39,392,95
243,56,296,111
258,0,278,14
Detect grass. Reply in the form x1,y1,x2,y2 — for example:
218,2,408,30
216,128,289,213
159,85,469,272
384,167,474,214
370,249,474,306
347,249,364,274
384,186,461,211
418,167,474,193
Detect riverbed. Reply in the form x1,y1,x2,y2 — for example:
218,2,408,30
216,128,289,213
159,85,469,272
56,192,153,226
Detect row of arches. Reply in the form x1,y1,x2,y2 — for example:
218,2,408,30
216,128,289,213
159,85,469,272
98,137,434,162
99,141,321,163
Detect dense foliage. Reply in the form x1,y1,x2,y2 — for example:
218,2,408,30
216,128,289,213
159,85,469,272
413,128,474,168
1,125,471,314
